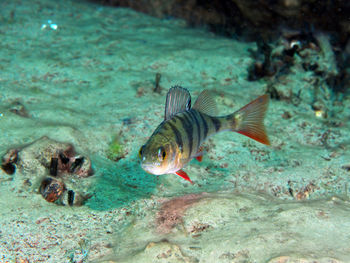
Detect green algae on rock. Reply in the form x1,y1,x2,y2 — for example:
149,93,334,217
106,135,126,162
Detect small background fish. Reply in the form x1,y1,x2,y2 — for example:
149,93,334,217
139,86,269,183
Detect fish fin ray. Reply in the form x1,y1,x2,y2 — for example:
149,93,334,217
192,90,217,116
175,170,194,184
233,94,270,145
165,86,191,120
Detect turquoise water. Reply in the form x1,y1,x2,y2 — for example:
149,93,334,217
0,0,349,262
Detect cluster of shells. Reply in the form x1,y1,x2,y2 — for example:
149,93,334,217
1,136,93,206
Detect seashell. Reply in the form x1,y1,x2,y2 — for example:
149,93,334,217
59,152,70,164
69,156,85,173
1,149,18,175
39,177,66,202
1,162,16,175
70,155,93,177
60,189,92,206
67,190,75,206
49,157,58,177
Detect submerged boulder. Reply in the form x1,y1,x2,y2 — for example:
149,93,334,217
99,0,350,38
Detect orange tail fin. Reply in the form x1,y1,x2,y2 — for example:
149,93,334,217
232,94,270,145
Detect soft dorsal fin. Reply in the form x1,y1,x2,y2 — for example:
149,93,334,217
165,86,191,120
192,90,217,116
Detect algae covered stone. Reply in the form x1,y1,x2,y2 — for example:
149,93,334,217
106,135,126,162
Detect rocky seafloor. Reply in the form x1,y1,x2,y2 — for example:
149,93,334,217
0,0,350,262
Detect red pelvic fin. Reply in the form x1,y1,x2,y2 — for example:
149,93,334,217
235,94,270,145
175,170,194,184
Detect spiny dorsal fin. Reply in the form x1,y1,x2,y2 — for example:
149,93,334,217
165,86,191,120
192,90,217,116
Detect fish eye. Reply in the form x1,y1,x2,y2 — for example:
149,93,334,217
157,147,166,161
139,145,145,158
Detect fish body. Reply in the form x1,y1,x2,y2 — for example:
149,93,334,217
139,86,270,183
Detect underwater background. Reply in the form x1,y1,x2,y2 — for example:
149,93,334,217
0,0,350,262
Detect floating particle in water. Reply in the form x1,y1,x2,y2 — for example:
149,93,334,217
315,109,326,118
41,20,58,30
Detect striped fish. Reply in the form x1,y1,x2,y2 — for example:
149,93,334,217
139,86,270,184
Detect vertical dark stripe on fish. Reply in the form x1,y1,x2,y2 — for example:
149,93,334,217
155,124,166,137
177,114,193,157
183,111,196,157
210,116,221,132
167,121,183,153
193,110,203,147
189,110,201,153
184,111,196,156
151,121,166,137
197,111,208,142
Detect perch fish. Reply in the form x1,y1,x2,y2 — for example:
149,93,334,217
139,86,270,183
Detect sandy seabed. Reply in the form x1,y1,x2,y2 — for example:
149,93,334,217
0,0,350,262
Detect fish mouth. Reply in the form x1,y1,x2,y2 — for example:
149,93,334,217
140,163,154,174
141,163,162,175
141,165,153,175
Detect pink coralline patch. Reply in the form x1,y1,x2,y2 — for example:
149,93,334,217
156,193,206,234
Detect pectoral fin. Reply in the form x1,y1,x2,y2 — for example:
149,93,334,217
194,146,204,162
195,155,203,162
175,170,193,184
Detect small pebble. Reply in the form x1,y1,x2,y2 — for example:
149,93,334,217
282,111,291,119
